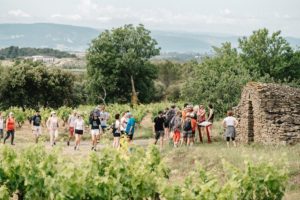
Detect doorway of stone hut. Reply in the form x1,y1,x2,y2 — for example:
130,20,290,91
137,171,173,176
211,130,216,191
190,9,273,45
247,100,254,143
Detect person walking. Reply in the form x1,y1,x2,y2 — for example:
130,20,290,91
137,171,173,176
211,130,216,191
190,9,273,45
0,112,4,141
182,113,193,146
153,111,165,149
223,110,238,147
171,111,182,148
74,114,85,150
165,105,176,141
125,113,136,142
99,105,110,134
112,114,121,149
67,111,77,146
31,110,42,143
90,113,101,151
46,111,59,147
3,112,15,145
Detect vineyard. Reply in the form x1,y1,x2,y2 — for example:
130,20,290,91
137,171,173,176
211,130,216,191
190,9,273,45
0,144,289,200
1,103,173,128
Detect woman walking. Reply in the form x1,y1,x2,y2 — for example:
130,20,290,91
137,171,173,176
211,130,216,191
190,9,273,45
3,112,15,145
171,111,182,148
223,110,238,147
197,105,206,143
90,113,101,151
46,111,59,146
112,114,121,148
74,114,85,150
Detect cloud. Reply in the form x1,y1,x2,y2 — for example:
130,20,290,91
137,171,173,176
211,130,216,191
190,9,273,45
8,9,31,17
51,14,82,21
220,9,231,15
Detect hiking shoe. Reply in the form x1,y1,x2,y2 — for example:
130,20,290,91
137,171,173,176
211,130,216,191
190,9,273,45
67,141,70,146
91,146,94,151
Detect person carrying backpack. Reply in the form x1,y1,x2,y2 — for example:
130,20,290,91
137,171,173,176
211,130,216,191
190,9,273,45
171,111,182,148
166,105,176,140
182,113,193,146
31,110,42,144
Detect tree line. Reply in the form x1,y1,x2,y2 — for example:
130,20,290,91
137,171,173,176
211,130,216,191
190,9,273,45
0,46,76,59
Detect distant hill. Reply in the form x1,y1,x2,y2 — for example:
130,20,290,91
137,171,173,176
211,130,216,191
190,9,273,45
0,23,299,53
0,46,76,59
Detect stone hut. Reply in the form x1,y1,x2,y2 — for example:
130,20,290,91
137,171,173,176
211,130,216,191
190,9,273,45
234,82,300,144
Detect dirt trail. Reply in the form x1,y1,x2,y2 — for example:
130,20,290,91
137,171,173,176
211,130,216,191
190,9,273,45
139,113,153,129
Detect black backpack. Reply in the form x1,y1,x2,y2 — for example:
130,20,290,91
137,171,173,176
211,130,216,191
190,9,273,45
183,118,192,131
166,109,176,123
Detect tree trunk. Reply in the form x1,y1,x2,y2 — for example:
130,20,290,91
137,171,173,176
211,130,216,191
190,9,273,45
130,75,139,106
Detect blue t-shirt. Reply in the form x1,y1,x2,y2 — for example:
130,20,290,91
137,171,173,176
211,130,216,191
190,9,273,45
126,117,136,135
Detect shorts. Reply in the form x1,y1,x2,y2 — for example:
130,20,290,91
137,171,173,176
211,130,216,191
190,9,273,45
49,129,58,138
69,127,75,136
33,126,42,135
101,126,107,131
182,130,193,138
113,132,121,137
0,129,3,135
173,130,181,142
91,129,100,136
155,130,165,140
75,129,83,135
226,137,235,141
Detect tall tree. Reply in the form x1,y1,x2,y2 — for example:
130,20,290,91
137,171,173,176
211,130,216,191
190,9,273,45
86,24,160,104
239,28,300,81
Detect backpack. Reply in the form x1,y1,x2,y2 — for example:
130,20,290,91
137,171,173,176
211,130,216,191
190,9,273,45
183,118,192,131
166,109,176,123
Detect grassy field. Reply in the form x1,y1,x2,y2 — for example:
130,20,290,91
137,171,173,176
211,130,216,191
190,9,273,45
1,118,300,199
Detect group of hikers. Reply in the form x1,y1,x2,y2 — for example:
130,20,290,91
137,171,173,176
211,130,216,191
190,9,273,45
0,103,239,150
153,103,238,149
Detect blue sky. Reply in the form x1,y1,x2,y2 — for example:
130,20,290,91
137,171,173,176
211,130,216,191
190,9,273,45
1,0,299,37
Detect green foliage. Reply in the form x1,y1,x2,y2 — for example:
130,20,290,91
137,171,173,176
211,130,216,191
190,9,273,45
0,46,76,59
182,43,254,114
86,24,160,103
0,60,82,110
161,160,288,200
0,145,288,200
239,28,300,82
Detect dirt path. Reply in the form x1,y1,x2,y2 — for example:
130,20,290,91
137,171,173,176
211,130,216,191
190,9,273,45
139,113,153,129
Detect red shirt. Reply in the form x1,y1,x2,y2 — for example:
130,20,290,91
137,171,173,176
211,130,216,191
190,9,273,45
191,118,197,131
6,118,15,131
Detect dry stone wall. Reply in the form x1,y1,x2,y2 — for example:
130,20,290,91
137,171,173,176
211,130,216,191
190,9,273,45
234,82,300,144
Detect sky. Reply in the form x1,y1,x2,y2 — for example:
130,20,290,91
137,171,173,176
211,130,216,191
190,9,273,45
0,0,300,37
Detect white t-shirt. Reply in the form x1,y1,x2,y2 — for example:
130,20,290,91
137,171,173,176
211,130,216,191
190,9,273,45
48,117,58,130
223,116,237,127
74,119,84,130
68,115,77,127
115,120,120,133
0,118,4,129
99,111,109,126
120,116,127,131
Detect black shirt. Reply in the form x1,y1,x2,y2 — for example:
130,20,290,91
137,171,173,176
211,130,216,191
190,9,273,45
90,118,101,130
154,116,165,131
32,115,42,126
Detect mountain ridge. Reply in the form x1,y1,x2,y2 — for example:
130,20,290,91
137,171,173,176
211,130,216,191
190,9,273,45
0,23,299,53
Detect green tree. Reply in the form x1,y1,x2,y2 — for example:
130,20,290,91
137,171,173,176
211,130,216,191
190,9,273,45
239,28,300,81
0,61,81,110
182,43,253,114
86,24,160,104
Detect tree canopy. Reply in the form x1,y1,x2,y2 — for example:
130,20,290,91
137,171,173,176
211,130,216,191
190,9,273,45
0,60,80,110
86,24,160,104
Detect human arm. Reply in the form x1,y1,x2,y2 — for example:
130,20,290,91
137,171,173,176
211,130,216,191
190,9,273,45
234,118,238,128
